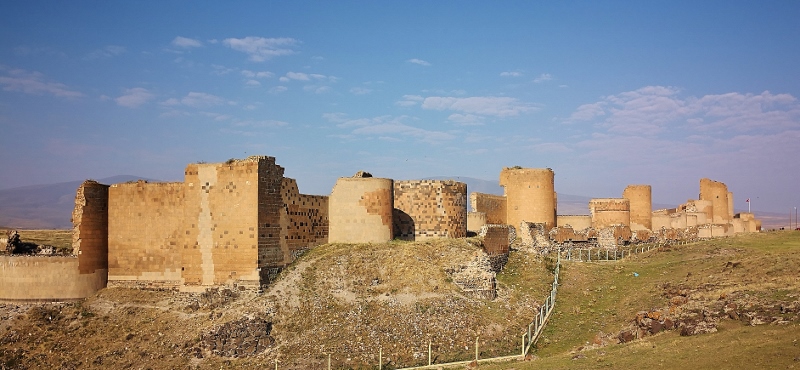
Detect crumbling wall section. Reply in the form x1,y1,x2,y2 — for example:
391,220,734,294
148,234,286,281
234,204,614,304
329,176,394,243
556,215,592,230
108,181,185,288
72,180,109,275
470,193,507,225
589,198,631,229
0,256,107,302
393,180,467,240
699,178,731,224
280,178,329,265
499,167,555,229
623,185,652,230
467,212,487,234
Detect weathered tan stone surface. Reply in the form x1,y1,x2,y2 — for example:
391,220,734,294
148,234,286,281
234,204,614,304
556,215,592,230
499,167,555,229
0,256,107,301
700,178,731,224
589,198,630,229
280,178,328,263
470,192,507,225
329,177,393,243
623,185,652,230
393,180,466,240
72,180,109,274
467,211,486,233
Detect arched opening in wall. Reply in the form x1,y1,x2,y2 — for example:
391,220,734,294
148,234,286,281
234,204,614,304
392,209,415,241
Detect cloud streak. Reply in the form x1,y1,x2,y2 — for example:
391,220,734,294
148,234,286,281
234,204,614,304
223,37,298,61
115,87,154,108
0,67,83,98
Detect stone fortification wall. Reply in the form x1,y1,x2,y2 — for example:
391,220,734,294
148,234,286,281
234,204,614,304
73,180,109,274
556,215,592,230
108,156,291,291
651,212,671,230
393,180,467,240
467,212,486,234
589,198,631,229
280,178,329,264
699,178,731,224
479,224,513,256
499,167,555,229
470,193,507,225
727,191,734,220
329,176,394,243
623,185,652,230
108,181,185,288
0,256,107,302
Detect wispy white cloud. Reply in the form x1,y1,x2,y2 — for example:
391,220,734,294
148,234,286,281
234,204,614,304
395,95,424,107
241,70,273,78
500,71,522,77
279,72,336,82
211,64,235,75
162,92,231,108
0,67,83,98
84,45,126,60
447,113,485,126
245,80,261,86
422,96,538,117
223,37,298,62
533,73,553,83
323,113,453,143
407,58,431,66
233,119,288,128
269,86,288,94
171,36,202,48
565,86,800,136
350,87,372,95
115,87,154,108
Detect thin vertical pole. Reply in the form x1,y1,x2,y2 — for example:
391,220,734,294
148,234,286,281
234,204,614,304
428,339,431,366
328,353,331,370
275,359,278,370
521,334,526,357
475,336,479,361
379,348,382,370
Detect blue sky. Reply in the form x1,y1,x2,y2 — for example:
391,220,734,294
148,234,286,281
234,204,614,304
1,1,799,213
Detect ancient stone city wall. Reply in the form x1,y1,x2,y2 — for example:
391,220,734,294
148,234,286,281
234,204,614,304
466,212,487,234
328,177,394,243
72,180,109,274
393,180,467,240
470,192,507,225
499,167,555,229
589,198,630,229
108,181,185,287
556,215,592,230
280,178,329,262
623,185,652,230
699,178,731,224
0,256,107,302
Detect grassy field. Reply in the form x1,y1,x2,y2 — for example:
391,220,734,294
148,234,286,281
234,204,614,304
1,228,72,253
483,230,800,369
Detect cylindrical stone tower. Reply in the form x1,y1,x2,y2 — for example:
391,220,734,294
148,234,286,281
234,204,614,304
393,180,467,240
328,175,394,243
699,178,730,224
623,185,652,230
499,167,556,229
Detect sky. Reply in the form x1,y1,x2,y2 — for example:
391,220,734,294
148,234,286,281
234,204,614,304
1,1,799,214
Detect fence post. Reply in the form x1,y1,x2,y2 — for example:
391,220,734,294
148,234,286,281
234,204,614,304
521,333,526,357
379,348,382,370
328,353,331,370
475,336,479,362
428,339,432,366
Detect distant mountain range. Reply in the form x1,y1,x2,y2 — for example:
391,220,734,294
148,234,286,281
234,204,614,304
0,175,789,230
0,175,156,229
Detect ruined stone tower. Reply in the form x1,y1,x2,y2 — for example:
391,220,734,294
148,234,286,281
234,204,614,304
623,185,652,230
498,167,556,229
699,178,731,224
328,175,394,243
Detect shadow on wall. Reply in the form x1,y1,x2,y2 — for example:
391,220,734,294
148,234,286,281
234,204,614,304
392,209,415,241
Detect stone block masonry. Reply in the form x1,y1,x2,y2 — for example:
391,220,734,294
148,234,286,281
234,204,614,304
73,180,109,275
328,176,394,243
104,156,328,291
393,180,467,240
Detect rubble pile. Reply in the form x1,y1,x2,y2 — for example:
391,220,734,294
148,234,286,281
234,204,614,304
199,316,275,358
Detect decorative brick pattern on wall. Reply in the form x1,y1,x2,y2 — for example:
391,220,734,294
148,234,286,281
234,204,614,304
393,180,467,240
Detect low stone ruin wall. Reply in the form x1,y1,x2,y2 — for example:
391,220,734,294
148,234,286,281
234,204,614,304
0,256,107,302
